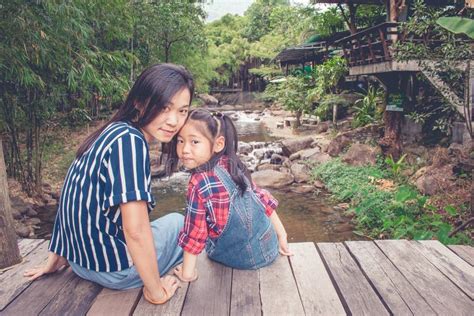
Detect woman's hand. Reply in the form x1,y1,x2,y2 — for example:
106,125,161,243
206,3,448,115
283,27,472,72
143,275,181,305
23,252,69,281
278,234,293,257
173,264,198,282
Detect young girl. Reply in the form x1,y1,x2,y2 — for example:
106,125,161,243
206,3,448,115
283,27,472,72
25,63,194,305
173,109,292,282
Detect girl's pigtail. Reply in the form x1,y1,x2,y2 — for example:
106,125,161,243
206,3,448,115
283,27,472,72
221,115,252,194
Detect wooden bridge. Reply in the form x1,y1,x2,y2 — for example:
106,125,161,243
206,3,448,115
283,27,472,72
0,239,472,315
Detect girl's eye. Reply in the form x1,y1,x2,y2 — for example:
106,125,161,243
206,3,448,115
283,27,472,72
177,139,184,144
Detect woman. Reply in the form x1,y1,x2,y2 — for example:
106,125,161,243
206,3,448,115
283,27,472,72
24,63,194,305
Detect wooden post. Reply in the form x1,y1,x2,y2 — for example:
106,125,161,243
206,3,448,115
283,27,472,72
0,139,21,268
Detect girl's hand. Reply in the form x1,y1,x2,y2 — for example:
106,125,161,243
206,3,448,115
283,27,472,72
143,275,181,305
278,235,293,256
173,264,198,282
23,252,69,281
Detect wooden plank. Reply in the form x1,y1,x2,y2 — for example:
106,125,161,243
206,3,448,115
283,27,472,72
0,241,49,311
412,240,474,299
181,254,232,316
133,282,190,316
346,241,436,315
260,255,305,315
230,269,261,316
317,242,389,315
289,242,345,315
18,239,45,257
88,288,141,316
448,245,474,266
39,275,102,315
0,239,46,276
2,267,75,315
376,240,474,315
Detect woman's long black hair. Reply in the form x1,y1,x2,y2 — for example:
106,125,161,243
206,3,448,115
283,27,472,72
177,108,252,193
76,63,194,159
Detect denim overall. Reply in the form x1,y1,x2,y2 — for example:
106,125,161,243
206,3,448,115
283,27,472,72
205,165,279,269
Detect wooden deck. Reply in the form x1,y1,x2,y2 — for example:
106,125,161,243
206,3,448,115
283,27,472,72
0,239,473,315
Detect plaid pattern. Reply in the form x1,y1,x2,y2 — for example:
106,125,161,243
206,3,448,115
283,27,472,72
178,156,278,255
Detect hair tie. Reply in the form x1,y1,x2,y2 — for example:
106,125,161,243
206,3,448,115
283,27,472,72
211,111,223,118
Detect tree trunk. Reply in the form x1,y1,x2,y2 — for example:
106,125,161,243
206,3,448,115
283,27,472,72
0,139,21,269
379,91,403,160
295,111,302,128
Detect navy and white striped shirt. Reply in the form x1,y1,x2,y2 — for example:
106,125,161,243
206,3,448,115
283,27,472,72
49,121,156,272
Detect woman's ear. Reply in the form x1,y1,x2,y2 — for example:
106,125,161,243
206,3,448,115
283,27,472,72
213,135,225,153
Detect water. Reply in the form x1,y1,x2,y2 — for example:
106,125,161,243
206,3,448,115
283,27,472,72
150,111,358,243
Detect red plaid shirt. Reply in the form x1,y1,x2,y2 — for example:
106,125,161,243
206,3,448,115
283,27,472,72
178,156,278,255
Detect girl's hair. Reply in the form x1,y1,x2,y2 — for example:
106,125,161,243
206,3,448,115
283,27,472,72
76,63,194,158
183,108,252,193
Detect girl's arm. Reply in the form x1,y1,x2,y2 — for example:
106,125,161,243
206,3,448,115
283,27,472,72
174,251,198,282
270,211,293,256
175,180,208,282
121,200,180,304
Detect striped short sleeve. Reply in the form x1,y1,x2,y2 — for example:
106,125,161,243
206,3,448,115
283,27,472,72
102,132,155,210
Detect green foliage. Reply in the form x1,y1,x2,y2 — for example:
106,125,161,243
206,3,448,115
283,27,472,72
436,17,474,39
0,0,208,194
314,94,350,121
385,154,407,181
394,0,472,98
273,76,314,123
308,56,348,102
353,86,384,127
66,108,92,127
248,66,283,78
312,159,471,245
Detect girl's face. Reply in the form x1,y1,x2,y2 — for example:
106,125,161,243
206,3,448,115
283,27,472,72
176,120,224,169
141,88,191,143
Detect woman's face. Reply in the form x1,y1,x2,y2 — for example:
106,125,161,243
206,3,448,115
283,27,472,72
141,88,191,143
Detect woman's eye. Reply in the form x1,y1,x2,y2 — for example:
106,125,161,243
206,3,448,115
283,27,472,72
192,140,199,144
180,108,188,115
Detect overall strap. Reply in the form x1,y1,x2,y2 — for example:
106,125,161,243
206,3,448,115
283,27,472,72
214,165,238,195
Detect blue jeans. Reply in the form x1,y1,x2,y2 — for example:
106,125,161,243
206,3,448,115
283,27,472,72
69,213,184,290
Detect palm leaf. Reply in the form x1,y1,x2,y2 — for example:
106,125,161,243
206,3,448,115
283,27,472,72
436,17,474,39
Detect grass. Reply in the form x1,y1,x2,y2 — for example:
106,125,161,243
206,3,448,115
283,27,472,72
312,159,472,245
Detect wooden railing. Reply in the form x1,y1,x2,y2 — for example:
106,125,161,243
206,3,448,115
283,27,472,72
334,22,400,67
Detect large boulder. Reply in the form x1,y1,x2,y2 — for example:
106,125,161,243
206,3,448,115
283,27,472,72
281,137,314,156
315,121,331,134
326,135,351,157
298,148,320,160
290,163,311,183
252,170,294,189
238,142,253,155
256,163,280,171
342,143,381,166
197,93,218,106
411,164,456,196
308,152,332,165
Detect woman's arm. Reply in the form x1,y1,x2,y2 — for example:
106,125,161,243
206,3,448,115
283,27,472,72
23,251,68,280
121,200,179,303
